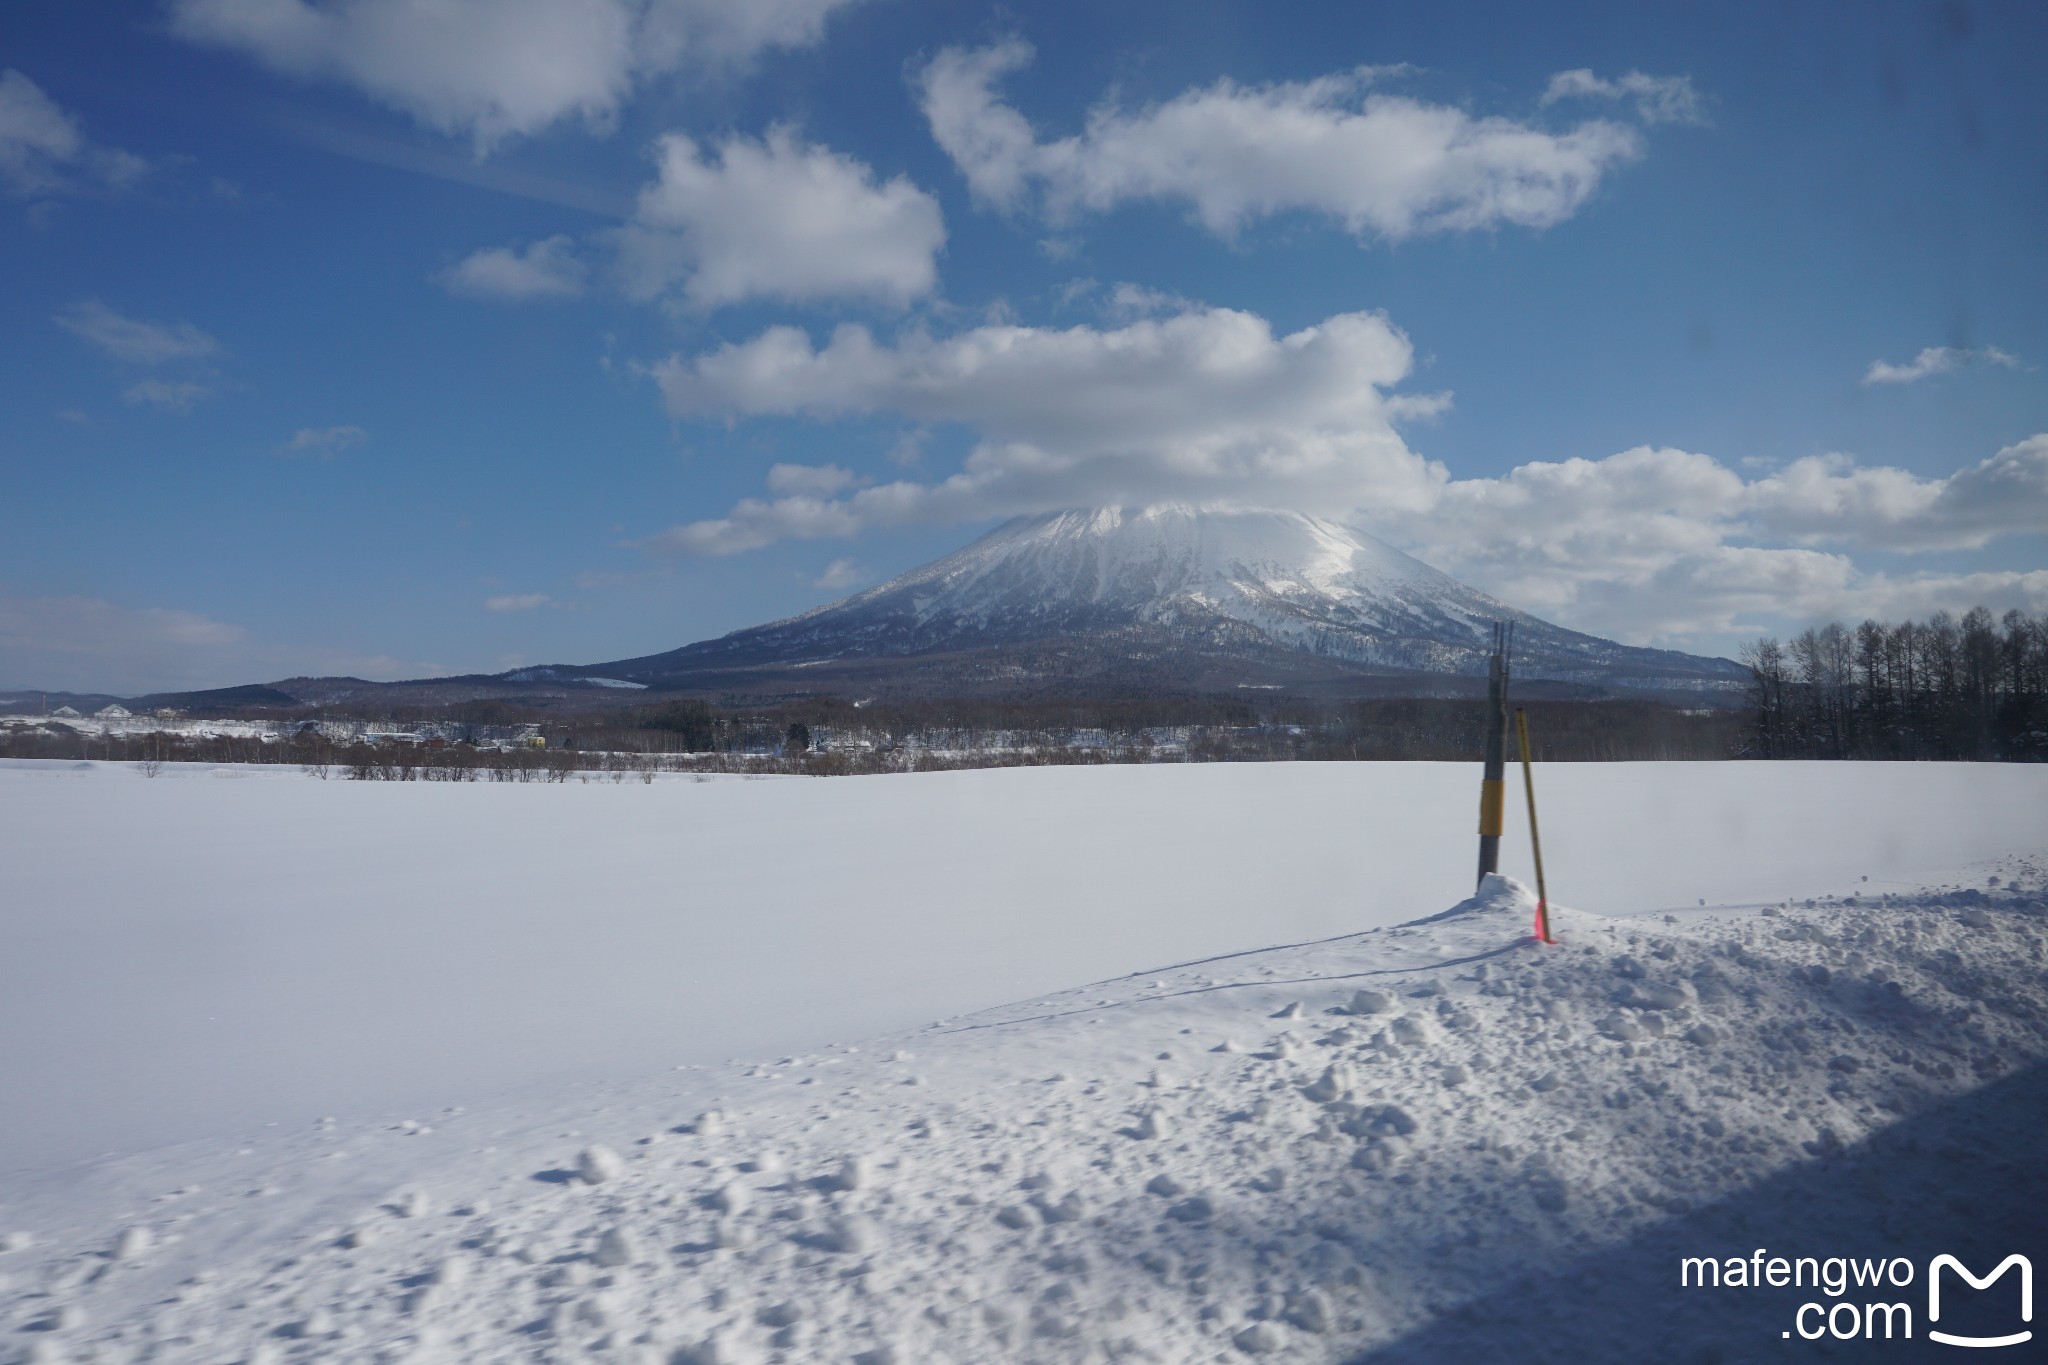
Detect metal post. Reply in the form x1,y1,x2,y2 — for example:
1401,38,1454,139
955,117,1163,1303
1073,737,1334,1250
1475,621,1511,891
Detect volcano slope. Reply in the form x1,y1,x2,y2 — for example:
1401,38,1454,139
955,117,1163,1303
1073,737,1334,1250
579,506,1745,699
5,866,2044,1364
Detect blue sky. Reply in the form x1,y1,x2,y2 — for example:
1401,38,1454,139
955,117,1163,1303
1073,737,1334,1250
3,0,2044,693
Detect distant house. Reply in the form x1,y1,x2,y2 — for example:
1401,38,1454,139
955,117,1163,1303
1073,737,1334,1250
96,704,131,719
52,705,80,718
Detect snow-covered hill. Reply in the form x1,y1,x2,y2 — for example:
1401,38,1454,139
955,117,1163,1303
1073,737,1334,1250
589,506,1744,696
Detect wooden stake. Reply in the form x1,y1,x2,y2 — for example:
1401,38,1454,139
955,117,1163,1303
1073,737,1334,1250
1515,707,1556,944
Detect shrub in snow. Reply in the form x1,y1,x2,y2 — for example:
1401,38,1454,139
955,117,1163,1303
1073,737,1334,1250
1346,989,1395,1015
576,1146,624,1185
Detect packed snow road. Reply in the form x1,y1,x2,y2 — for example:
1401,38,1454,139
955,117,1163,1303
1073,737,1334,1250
1,759,2044,1169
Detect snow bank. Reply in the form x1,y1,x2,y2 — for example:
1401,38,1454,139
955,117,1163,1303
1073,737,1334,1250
3,861,2045,1363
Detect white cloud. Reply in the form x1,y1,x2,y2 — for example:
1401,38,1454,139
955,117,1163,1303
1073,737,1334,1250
616,128,945,309
1362,435,2048,644
56,301,219,364
280,424,369,456
766,463,858,497
168,0,862,149
122,380,216,413
916,40,1646,240
644,305,1447,554
0,589,440,694
1105,282,1198,320
1862,344,2021,386
0,69,148,198
634,0,860,68
439,235,586,300
812,557,863,590
1540,69,1705,125
485,593,553,612
1743,439,2048,550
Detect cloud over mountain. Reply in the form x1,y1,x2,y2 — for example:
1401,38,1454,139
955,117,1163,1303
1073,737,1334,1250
645,305,1444,552
644,298,2048,646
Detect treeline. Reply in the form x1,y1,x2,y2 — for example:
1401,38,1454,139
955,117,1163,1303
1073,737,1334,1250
1,693,1746,773
1740,607,2048,760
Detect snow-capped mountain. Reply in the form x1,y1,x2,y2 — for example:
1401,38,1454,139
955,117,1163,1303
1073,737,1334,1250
583,505,1744,696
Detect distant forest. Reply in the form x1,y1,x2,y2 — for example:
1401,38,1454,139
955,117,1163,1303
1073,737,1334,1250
1739,607,2048,760
0,694,1744,775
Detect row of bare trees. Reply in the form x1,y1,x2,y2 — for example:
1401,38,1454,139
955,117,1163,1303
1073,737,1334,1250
1741,608,2048,759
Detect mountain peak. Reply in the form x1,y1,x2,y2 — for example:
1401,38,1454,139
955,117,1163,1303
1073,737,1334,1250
585,504,1743,698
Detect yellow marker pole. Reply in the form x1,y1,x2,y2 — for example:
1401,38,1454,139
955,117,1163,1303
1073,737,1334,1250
1515,707,1556,944
1475,622,1511,890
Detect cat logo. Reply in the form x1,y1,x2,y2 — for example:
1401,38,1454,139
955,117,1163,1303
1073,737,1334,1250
1929,1254,2032,1349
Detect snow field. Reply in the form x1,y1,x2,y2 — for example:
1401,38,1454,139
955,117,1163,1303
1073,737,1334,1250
5,759,2044,1171
3,860,2046,1363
